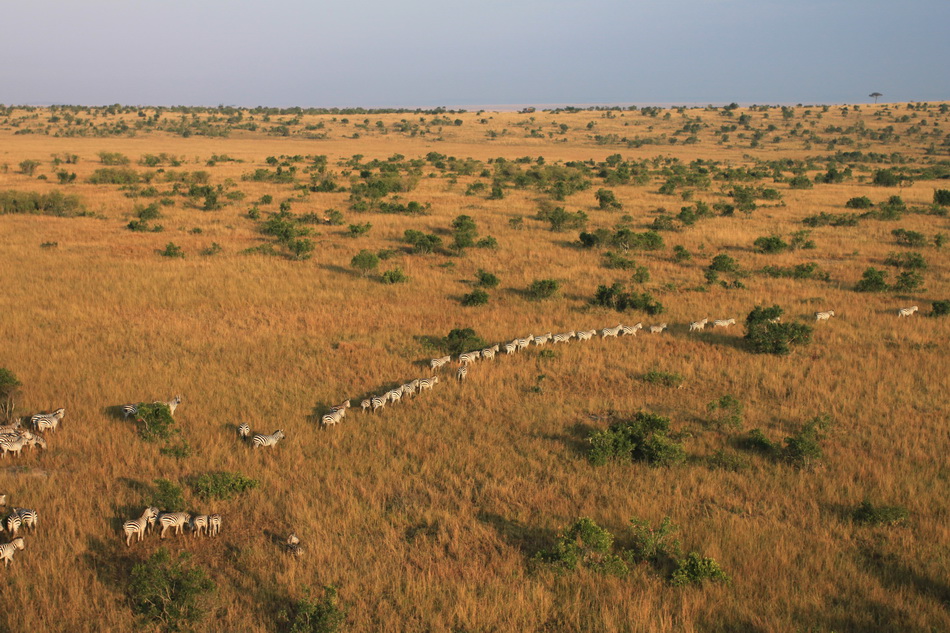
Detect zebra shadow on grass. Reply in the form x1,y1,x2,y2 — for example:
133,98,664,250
103,404,131,420
688,330,748,352
534,421,598,458
476,512,556,560
84,535,140,592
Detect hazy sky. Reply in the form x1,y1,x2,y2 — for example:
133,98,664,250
2,0,947,108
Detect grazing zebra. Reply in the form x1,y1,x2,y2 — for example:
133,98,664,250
418,376,439,392
190,515,209,537
713,318,736,328
459,351,480,365
457,365,468,382
430,355,451,370
0,537,24,567
158,512,192,539
23,434,46,452
330,400,351,413
209,514,221,537
504,342,518,355
238,423,250,439
689,318,708,332
620,323,643,336
123,508,158,547
371,396,387,413
360,399,372,413
814,310,835,322
31,408,65,432
576,330,596,342
553,331,576,344
0,436,28,459
5,513,21,535
321,410,343,428
252,429,285,448
0,423,20,436
897,305,918,318
286,533,303,557
602,325,623,338
649,323,668,334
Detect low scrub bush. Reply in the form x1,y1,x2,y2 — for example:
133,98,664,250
934,189,950,206
279,586,347,633
783,416,832,469
535,518,629,577
592,282,664,315
640,370,683,388
929,300,950,317
525,279,560,301
128,548,215,631
380,267,409,284
0,190,86,217
588,411,686,467
403,229,440,253
855,267,888,292
89,167,142,185
736,428,778,455
706,395,743,430
744,306,811,355
158,243,185,258
461,289,489,306
802,211,860,227
852,500,909,526
892,228,926,247
351,250,379,276
441,328,487,355
149,478,186,512
670,552,730,586
706,449,751,472
475,269,499,288
753,235,789,254
626,516,682,566
892,271,923,292
133,402,177,441
348,222,372,238
845,196,873,209
98,151,130,165
761,263,830,281
187,472,259,501
884,251,927,270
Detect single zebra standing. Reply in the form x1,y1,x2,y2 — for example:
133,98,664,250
11,508,37,533
158,512,192,539
430,356,451,371
238,423,251,440
601,325,623,338
209,514,222,537
815,310,835,321
252,430,285,448
713,318,736,328
123,507,158,547
417,376,439,392
649,323,668,334
457,365,468,382
190,515,209,537
897,306,918,317
0,537,25,567
31,408,65,433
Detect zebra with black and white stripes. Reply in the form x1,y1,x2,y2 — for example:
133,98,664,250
361,399,372,413
321,410,343,428
0,436,29,459
601,325,623,338
576,330,596,342
10,508,36,533
504,341,518,355
387,388,403,405
815,310,835,321
713,318,736,328
158,512,192,539
209,514,221,537
123,395,182,419
371,396,387,413
649,323,668,334
532,333,552,346
458,351,480,365
31,408,65,433
516,336,533,350
430,356,451,371
0,537,24,567
238,423,250,440
689,318,709,332
552,331,576,344
418,376,439,391
620,323,643,336
897,305,918,318
252,429,285,449
5,513,21,536
457,365,468,382
190,515,209,537
480,347,497,361
123,507,158,547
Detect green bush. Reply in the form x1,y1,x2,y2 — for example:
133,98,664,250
380,267,409,284
0,368,21,422
403,229,441,253
476,235,498,249
709,253,739,273
845,196,874,209
802,212,860,227
159,243,185,259
744,306,811,355
475,269,499,288
348,222,372,238
281,586,347,633
134,402,178,441
736,428,778,455
441,328,487,355
128,548,215,631
588,411,686,467
706,395,743,430
787,174,813,189
855,267,888,292
934,189,950,206
670,552,730,586
626,516,682,565
187,472,259,501
89,167,142,185
706,449,751,472
592,282,664,315
461,289,489,306
745,304,783,326
761,263,830,281
595,188,623,210
783,416,832,469
537,205,588,232
884,251,927,270
98,151,130,165
673,245,692,262
640,370,683,388
892,228,926,247
753,235,789,254
0,190,86,217
526,279,560,301
536,518,629,577
852,500,909,526
149,478,186,512
19,159,41,176
929,300,950,317
201,242,223,256
350,250,379,276
892,271,923,292
451,214,478,250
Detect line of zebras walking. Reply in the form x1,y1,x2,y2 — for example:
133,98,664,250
120,506,223,547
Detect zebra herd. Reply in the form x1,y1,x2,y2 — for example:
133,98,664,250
122,507,222,547
0,406,62,459
0,499,38,567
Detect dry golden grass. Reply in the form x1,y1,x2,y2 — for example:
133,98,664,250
0,102,947,632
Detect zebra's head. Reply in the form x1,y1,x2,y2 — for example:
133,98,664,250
11,537,24,550
276,430,285,440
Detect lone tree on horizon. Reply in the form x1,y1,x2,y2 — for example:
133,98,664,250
869,92,883,103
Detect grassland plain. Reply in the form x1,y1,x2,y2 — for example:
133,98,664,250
0,102,947,632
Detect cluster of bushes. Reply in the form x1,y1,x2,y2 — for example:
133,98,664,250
525,279,560,301
591,282,664,315
744,305,812,355
579,228,664,251
535,516,728,587
186,471,259,500
89,167,145,185
0,190,87,217
855,267,923,293
753,230,815,254
403,229,441,254
587,411,686,467
735,415,833,469
761,262,830,282
640,369,683,388
258,210,315,260
461,270,499,306
451,215,496,251
802,211,860,227
127,202,164,232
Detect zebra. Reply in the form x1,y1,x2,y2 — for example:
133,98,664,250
122,395,182,418
0,422,20,436
576,330,596,342
601,325,623,338
430,356,451,371
371,396,387,414
897,306,918,318
252,429,285,448
164,395,182,415
330,400,350,413
401,382,417,398
458,351,480,365
516,336,533,350
31,408,65,433
553,331,576,344
238,423,251,439
387,388,403,405
689,318,708,332
209,514,221,537
0,436,29,459
286,533,303,557
11,509,36,533
481,348,497,361
418,376,439,392
649,323,668,334
504,342,518,355
360,399,372,413
23,433,46,452
620,323,643,336
713,318,736,328
457,365,468,382
123,507,157,547
532,333,552,346
158,512,192,539
0,537,24,567
5,513,21,536
190,515,209,537
815,310,835,321
0,494,6,506
321,410,343,428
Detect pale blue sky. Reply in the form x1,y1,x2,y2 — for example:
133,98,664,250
2,0,947,107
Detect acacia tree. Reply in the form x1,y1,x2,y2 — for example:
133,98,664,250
869,92,883,104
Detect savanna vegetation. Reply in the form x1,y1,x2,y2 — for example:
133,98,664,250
0,100,947,632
